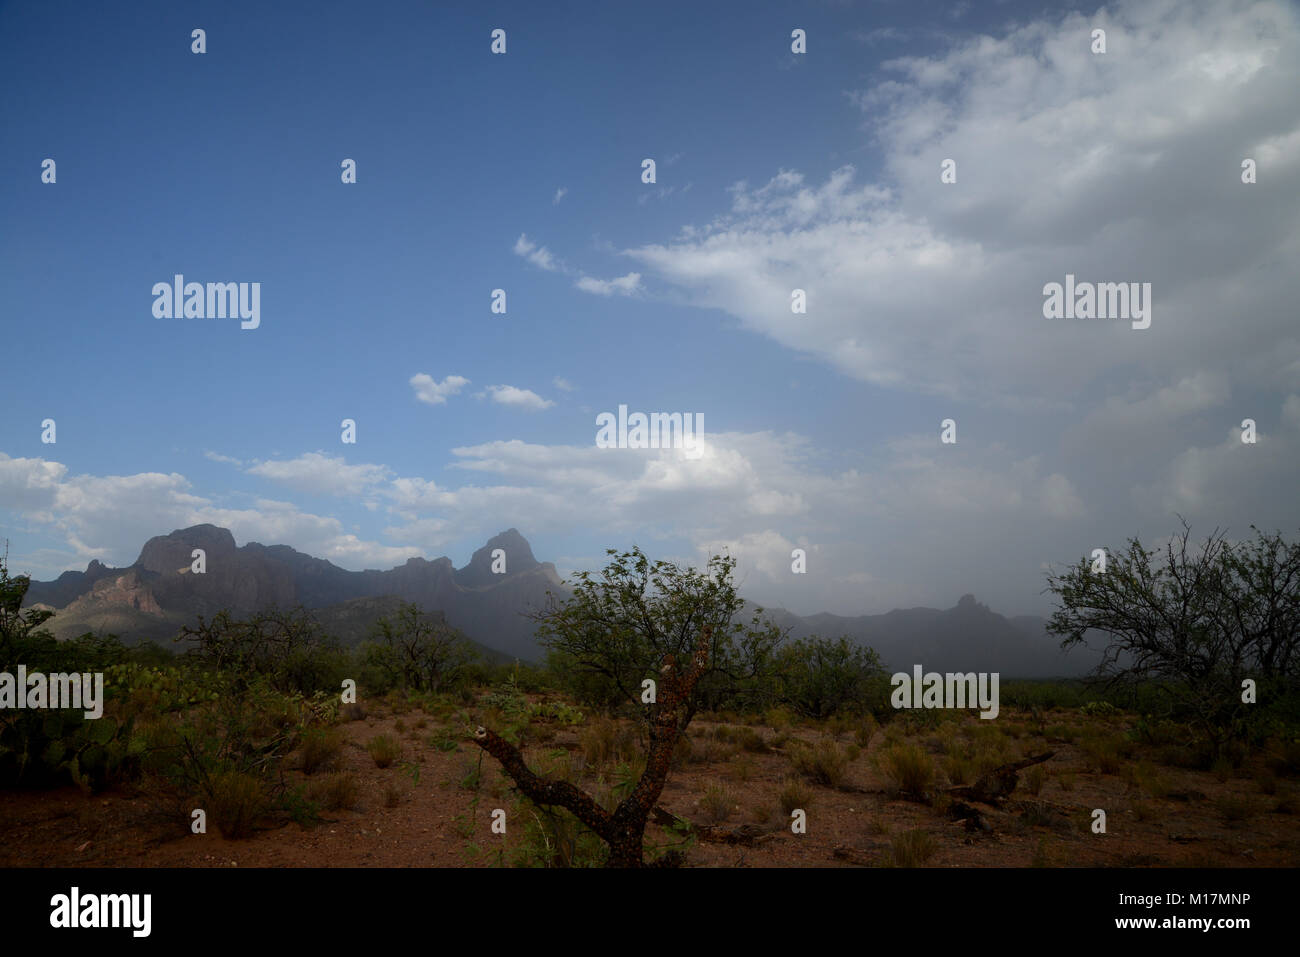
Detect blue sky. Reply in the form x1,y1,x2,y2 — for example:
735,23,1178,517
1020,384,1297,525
2,0,1298,618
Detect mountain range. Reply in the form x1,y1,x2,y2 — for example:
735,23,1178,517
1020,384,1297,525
20,525,1099,676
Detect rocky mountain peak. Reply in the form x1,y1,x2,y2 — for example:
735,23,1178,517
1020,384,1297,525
136,524,237,573
456,529,539,587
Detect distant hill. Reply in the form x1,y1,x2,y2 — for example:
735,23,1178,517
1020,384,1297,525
22,528,1100,675
757,594,1100,678
23,525,564,660
310,595,512,664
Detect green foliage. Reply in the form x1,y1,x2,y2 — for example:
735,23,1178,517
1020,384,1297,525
366,733,402,768
177,606,348,696
509,802,607,868
0,555,57,668
1080,700,1120,717
0,564,161,789
134,678,331,824
534,547,785,719
1045,521,1300,752
776,636,888,719
358,602,477,694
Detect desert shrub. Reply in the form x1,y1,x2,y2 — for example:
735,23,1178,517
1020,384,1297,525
944,752,976,786
1044,723,1078,744
428,728,460,753
299,727,343,775
137,680,329,823
727,753,757,783
1025,763,1047,796
1131,761,1170,798
777,776,813,816
366,734,401,768
876,742,934,798
307,771,360,811
1081,734,1130,774
716,725,769,753
689,738,735,765
1215,796,1253,826
765,706,795,730
207,771,269,838
790,738,851,787
891,829,936,867
340,702,366,721
699,784,733,824
580,716,637,770
854,714,878,748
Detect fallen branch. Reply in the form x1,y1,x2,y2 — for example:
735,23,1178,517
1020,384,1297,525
945,751,1055,805
649,806,783,846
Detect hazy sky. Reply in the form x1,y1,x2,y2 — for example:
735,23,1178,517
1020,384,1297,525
2,0,1297,618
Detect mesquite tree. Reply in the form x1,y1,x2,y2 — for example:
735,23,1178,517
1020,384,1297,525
473,626,710,867
530,547,784,718
1045,520,1300,749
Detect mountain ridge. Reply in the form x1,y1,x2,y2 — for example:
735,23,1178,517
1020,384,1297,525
22,527,1097,676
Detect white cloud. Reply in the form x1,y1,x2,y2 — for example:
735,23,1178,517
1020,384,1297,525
191,499,421,568
410,373,470,405
244,452,391,496
574,272,643,297
552,376,576,392
513,233,560,272
0,453,67,511
624,0,1300,403
483,385,555,411
1,453,420,576
553,187,568,205
204,451,243,466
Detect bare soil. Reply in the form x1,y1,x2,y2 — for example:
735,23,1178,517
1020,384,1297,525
2,703,1297,868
